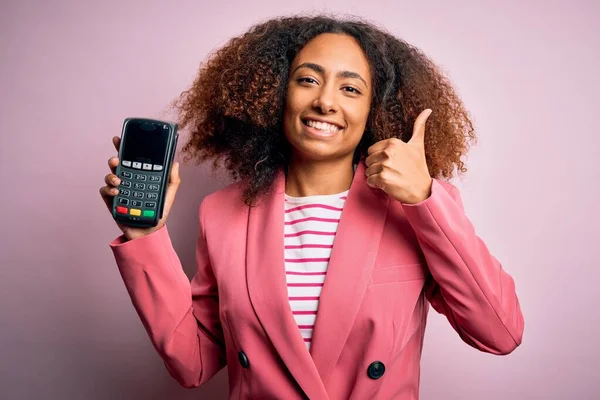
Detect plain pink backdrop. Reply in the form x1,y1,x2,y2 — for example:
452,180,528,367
2,0,598,399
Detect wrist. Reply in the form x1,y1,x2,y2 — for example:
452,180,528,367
403,178,433,205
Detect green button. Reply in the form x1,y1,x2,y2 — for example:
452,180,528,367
143,210,155,217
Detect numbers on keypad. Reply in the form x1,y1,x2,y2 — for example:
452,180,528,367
118,167,164,217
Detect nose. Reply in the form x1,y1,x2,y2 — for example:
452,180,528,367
312,83,338,114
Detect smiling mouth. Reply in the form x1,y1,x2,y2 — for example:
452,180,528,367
301,119,344,133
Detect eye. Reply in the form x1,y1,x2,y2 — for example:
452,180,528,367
342,86,361,95
297,77,318,84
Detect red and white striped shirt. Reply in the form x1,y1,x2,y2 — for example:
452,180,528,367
283,189,349,353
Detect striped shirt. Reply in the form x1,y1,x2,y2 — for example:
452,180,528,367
283,189,349,353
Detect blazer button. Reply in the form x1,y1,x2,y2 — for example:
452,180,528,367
238,351,250,368
367,361,385,379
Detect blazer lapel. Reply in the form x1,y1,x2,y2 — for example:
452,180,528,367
309,161,390,386
246,167,329,400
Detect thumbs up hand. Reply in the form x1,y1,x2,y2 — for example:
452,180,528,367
365,109,434,205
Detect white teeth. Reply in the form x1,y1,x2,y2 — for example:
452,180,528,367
305,120,341,132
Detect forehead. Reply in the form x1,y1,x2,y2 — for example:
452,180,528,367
292,33,371,78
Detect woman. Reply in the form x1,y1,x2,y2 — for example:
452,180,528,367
100,15,524,400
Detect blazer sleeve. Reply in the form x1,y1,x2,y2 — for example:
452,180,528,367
109,198,226,387
401,179,524,355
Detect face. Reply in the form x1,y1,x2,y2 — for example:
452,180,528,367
283,33,372,163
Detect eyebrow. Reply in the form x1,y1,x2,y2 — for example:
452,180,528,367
292,62,368,88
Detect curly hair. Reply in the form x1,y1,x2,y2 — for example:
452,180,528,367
172,14,477,206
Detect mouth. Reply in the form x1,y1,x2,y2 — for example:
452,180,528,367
301,118,344,138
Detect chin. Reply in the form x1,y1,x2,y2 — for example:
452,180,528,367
292,139,354,162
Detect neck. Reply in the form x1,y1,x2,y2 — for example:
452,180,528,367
284,155,356,197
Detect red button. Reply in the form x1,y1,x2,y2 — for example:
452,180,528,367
116,206,128,214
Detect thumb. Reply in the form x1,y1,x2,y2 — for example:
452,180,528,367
409,109,432,145
170,161,181,185
161,162,181,217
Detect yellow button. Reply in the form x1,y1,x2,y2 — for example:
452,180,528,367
130,208,141,216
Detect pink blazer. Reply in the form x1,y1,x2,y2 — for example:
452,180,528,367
110,161,524,400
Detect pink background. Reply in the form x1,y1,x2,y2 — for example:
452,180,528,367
2,0,598,398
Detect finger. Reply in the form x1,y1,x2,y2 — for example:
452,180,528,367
366,174,383,189
112,136,121,152
104,173,121,187
364,149,388,167
108,156,119,174
367,138,393,156
100,185,119,196
99,186,119,211
364,162,384,178
409,109,432,145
